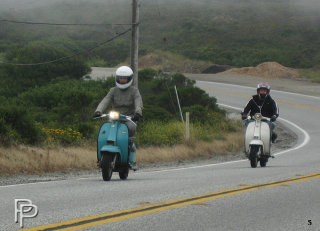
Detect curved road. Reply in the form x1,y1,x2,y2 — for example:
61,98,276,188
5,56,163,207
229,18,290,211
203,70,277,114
1,80,320,231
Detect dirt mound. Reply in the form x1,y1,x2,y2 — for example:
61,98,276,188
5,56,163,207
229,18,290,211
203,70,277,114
223,62,299,79
138,52,212,73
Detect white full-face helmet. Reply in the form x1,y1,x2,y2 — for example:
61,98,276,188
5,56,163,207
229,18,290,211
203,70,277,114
115,66,134,90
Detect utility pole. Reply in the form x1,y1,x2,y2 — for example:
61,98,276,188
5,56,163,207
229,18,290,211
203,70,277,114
131,0,140,87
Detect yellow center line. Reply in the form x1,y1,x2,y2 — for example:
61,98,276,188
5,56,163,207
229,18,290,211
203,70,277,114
201,87,320,111
276,100,320,111
23,172,320,231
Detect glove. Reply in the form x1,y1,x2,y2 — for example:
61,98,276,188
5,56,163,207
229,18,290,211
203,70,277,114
93,111,102,118
271,115,277,122
241,112,247,120
132,113,142,122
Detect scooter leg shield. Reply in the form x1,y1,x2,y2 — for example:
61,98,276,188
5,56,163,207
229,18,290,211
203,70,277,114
245,122,256,154
261,122,271,154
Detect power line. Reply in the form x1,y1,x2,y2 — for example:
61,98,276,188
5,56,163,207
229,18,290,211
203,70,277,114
0,28,131,66
0,18,134,27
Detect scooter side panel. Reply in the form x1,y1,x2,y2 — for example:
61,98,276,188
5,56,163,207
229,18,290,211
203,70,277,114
97,122,112,161
116,123,129,164
129,143,136,163
245,121,256,154
261,122,271,154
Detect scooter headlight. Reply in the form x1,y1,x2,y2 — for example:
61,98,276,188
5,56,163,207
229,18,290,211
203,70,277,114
254,113,262,120
109,111,120,120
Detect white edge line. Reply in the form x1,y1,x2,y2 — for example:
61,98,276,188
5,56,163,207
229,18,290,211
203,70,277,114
197,80,320,100
136,103,309,174
0,99,311,187
217,103,310,158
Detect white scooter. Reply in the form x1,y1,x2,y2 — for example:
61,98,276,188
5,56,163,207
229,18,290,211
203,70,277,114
244,113,274,168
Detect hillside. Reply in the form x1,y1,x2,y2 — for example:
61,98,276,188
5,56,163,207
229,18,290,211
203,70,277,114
0,0,319,68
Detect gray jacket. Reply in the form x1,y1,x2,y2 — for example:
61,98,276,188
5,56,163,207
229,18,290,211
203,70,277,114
95,86,143,116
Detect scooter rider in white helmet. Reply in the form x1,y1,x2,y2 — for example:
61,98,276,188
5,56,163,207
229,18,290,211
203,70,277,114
93,66,143,167
241,82,279,143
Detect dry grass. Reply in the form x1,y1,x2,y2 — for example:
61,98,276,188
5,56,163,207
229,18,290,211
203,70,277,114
0,131,243,176
137,131,243,164
121,50,213,73
0,144,96,175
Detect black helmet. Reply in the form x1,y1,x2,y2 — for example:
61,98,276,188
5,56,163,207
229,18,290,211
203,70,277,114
257,82,270,99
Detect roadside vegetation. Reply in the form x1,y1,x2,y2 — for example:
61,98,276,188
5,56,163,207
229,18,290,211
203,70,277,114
0,45,242,174
0,132,243,175
299,68,320,83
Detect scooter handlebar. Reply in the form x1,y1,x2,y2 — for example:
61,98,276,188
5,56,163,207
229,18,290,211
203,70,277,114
247,114,271,121
93,113,136,126
93,114,108,120
125,116,137,126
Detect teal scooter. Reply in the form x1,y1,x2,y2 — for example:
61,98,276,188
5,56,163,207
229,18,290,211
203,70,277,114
95,111,137,181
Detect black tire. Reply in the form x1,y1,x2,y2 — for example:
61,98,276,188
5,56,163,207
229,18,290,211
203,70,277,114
119,167,129,180
260,157,268,167
249,146,259,168
101,155,113,181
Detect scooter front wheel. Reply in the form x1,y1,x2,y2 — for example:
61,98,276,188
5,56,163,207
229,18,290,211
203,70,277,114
249,146,259,168
101,155,113,181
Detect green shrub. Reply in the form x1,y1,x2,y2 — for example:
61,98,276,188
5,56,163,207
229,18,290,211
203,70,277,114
77,122,97,139
41,127,83,145
139,68,158,81
136,121,185,146
0,105,43,145
2,42,90,96
299,68,320,83
142,105,174,122
136,118,236,147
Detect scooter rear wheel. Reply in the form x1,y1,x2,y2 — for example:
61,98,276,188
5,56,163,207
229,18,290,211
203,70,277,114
249,146,259,168
101,155,113,181
260,157,268,167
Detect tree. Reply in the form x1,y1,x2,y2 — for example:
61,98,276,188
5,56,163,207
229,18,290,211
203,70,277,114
2,42,90,96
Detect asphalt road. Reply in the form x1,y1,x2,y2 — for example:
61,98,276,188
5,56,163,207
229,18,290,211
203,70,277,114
1,79,319,231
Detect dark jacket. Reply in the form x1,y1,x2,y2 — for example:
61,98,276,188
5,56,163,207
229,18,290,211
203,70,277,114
243,95,278,118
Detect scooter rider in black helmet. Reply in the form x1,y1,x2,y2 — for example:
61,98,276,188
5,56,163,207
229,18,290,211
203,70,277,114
241,82,279,143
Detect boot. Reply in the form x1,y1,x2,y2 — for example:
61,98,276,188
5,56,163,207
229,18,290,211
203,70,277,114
128,137,138,171
129,161,138,171
271,132,278,143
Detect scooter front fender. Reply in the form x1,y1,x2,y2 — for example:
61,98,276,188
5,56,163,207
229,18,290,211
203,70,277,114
101,145,121,154
249,140,264,146
100,145,121,166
